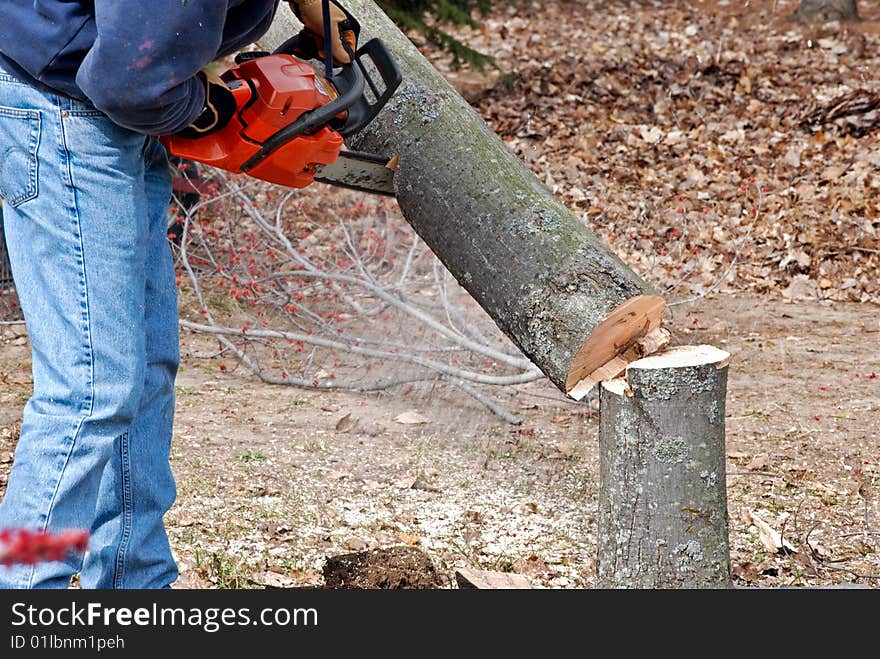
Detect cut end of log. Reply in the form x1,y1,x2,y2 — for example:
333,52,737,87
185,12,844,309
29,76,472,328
565,295,668,401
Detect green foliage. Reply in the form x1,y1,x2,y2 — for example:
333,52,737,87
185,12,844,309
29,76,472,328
375,0,497,68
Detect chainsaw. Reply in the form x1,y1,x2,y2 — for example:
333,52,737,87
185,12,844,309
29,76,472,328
161,33,402,196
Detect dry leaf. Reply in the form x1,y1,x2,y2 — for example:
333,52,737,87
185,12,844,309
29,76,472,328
745,454,770,471
394,475,418,489
250,571,295,588
335,412,357,433
394,411,430,425
395,532,422,546
411,476,440,492
749,511,797,554
345,537,368,551
783,275,819,301
732,561,760,582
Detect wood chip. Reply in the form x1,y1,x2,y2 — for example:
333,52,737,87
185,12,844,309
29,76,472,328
454,568,533,589
394,411,430,425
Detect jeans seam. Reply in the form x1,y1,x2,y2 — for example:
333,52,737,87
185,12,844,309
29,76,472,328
58,108,74,190
25,415,88,589
31,112,97,588
113,432,134,588
59,103,94,402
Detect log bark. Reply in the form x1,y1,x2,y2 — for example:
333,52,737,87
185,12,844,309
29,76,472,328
261,4,666,397
791,0,861,23
597,345,732,588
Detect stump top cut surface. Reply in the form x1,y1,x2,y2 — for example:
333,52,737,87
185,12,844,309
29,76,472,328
628,344,730,371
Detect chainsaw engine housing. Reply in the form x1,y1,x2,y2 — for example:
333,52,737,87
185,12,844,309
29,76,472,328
161,39,402,190
162,55,343,188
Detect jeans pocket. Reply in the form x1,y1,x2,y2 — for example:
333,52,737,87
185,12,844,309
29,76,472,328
0,106,41,207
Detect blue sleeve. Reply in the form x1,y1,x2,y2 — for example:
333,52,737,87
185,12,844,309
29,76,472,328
75,1,232,135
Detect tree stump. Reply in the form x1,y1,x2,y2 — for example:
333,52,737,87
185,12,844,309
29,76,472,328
598,345,732,589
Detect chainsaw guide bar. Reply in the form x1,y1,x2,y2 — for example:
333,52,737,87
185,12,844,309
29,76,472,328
314,150,397,196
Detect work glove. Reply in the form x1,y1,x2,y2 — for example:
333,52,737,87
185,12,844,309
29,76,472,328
175,70,237,139
287,0,359,65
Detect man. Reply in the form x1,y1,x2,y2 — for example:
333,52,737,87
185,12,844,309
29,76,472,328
0,0,357,589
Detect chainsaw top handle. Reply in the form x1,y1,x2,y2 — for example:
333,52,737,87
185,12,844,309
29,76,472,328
274,35,402,137
240,37,401,174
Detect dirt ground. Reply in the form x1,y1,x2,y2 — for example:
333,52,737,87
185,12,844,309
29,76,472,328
2,293,877,588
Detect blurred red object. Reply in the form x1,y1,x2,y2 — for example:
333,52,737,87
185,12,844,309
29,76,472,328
0,529,89,566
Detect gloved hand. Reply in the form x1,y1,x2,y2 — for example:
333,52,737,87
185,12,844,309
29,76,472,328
175,69,237,139
287,0,359,65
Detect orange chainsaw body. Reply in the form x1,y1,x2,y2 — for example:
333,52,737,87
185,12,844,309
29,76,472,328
161,55,344,189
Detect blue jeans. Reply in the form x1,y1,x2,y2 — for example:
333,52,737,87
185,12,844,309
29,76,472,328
0,69,179,588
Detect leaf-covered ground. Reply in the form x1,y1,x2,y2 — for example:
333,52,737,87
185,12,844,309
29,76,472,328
438,0,880,305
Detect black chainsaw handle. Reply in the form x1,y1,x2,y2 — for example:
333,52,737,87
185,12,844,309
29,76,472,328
273,36,402,137
336,38,402,137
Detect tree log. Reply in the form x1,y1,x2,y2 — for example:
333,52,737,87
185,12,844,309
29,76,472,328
261,4,667,397
597,345,732,588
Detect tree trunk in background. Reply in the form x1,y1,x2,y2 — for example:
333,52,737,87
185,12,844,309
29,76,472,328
792,0,861,22
598,346,732,588
261,3,667,397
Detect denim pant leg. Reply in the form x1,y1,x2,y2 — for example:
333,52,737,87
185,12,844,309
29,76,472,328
0,75,178,589
81,140,179,589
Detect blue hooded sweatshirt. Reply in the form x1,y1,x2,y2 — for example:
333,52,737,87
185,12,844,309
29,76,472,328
0,1,280,135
